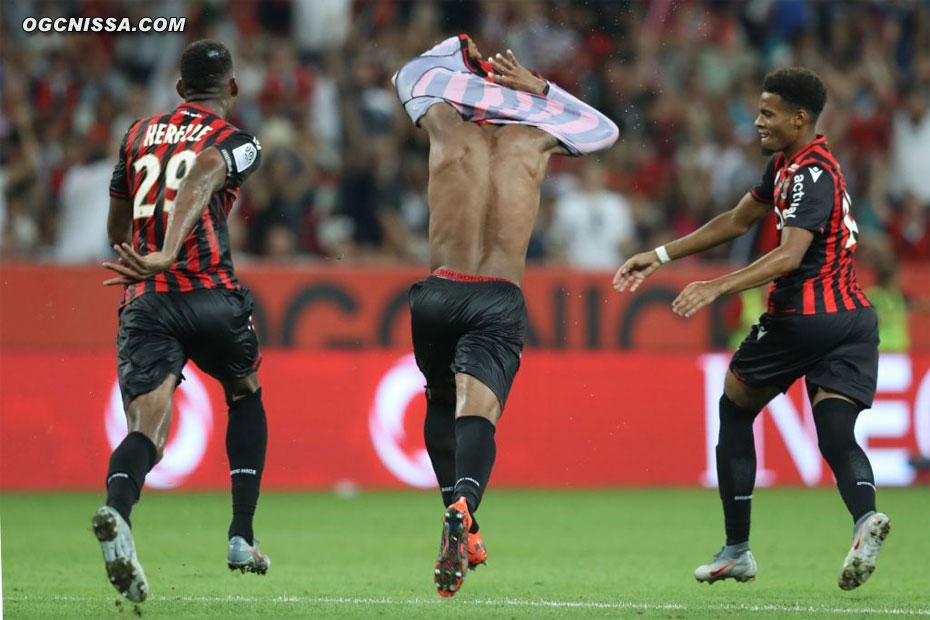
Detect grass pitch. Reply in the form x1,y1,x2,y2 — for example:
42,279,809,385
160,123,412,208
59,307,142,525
2,488,928,618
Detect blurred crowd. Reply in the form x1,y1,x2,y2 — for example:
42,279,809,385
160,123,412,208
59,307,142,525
1,0,928,269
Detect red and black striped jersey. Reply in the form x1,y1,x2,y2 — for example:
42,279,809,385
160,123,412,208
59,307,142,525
109,102,261,307
750,134,870,315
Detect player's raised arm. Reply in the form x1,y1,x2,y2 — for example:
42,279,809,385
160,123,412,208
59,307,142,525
613,191,772,293
488,48,618,156
103,148,226,285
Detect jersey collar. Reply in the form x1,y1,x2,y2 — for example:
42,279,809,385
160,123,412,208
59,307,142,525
177,101,217,117
785,134,827,166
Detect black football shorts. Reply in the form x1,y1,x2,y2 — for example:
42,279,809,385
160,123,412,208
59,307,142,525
730,306,879,408
409,273,527,408
116,287,261,404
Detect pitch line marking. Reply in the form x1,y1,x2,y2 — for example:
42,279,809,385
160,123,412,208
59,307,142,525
9,594,930,616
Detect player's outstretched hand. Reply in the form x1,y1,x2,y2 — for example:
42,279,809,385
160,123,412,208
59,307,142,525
102,243,175,286
487,49,547,95
613,251,662,293
672,280,723,318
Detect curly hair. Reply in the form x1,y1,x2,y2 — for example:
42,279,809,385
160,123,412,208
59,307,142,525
762,67,827,121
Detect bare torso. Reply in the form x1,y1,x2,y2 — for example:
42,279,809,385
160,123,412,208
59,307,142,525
421,104,560,285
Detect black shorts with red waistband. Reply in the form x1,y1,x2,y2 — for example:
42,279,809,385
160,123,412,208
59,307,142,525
409,268,527,408
729,306,879,408
117,287,261,405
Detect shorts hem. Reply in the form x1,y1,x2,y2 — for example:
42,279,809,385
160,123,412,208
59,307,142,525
120,368,183,406
728,363,793,394
804,379,873,410
450,366,510,411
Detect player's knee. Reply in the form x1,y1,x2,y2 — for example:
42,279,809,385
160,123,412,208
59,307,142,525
224,374,261,405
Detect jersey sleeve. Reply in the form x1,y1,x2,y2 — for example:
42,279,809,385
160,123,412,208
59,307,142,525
781,163,836,233
749,155,777,204
109,128,132,200
543,82,620,155
214,131,262,188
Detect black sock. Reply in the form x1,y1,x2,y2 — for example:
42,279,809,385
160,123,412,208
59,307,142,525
814,397,876,523
424,400,482,533
227,389,267,544
424,399,457,506
106,431,157,528
716,395,760,546
452,416,496,515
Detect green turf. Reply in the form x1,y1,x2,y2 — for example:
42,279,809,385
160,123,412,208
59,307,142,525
1,489,928,618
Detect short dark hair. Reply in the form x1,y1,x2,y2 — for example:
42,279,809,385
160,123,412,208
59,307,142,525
179,40,233,97
762,67,827,121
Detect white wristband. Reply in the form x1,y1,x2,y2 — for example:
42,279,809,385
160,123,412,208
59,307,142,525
654,245,671,264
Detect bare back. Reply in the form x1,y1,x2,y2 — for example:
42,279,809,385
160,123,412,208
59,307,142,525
421,104,558,285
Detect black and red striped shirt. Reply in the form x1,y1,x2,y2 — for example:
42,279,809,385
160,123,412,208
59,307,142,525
750,134,870,315
109,102,261,307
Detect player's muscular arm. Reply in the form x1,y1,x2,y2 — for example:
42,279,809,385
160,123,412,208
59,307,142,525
103,148,227,286
672,226,814,318
614,192,771,292
159,148,226,258
486,51,578,157
107,198,132,247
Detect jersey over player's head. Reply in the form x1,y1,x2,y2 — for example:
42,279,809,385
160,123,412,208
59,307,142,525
176,39,238,112
756,67,827,156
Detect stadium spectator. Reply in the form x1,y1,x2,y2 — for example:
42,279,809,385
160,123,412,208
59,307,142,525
54,127,113,261
1,0,927,267
550,159,635,270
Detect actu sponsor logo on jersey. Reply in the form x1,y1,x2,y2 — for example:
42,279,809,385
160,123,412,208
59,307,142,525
786,174,805,218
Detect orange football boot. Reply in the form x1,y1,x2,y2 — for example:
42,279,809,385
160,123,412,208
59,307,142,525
434,497,472,597
467,528,487,569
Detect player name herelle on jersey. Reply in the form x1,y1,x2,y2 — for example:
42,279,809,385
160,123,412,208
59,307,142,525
141,122,215,147
109,102,262,306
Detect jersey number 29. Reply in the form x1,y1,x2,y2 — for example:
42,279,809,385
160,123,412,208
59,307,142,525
132,150,197,219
